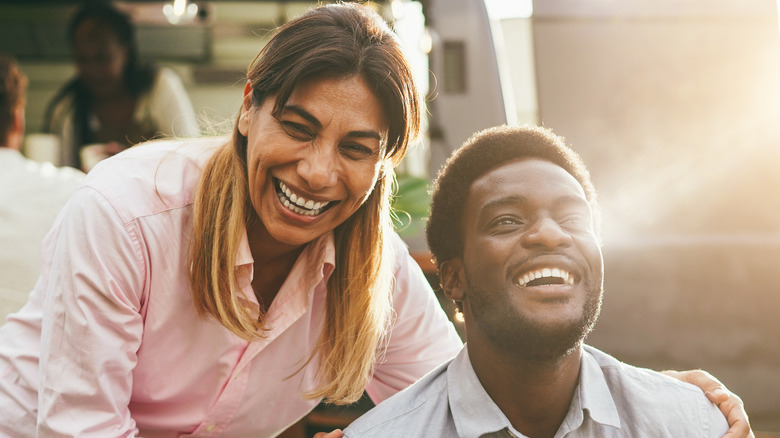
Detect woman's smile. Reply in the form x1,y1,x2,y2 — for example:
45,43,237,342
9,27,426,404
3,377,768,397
274,178,336,217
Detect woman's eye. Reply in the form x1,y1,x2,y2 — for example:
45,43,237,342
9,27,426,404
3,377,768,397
340,143,374,160
282,122,313,140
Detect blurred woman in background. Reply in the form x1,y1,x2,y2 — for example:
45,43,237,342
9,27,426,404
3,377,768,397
44,0,199,171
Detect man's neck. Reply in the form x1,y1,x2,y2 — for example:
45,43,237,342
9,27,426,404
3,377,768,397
468,342,582,438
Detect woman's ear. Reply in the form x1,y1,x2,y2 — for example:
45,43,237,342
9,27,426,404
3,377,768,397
439,259,466,302
243,81,252,100
238,83,254,136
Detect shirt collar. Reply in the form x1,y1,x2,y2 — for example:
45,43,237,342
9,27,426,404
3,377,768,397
235,230,336,307
449,346,517,438
448,345,622,438
563,345,621,432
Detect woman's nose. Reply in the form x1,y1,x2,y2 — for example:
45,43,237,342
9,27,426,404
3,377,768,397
297,145,338,190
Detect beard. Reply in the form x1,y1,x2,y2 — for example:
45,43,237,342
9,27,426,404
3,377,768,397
464,272,603,363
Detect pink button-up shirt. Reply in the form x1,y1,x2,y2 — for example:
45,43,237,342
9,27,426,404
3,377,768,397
0,137,463,437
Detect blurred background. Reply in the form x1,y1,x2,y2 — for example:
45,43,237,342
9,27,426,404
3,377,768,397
2,0,779,434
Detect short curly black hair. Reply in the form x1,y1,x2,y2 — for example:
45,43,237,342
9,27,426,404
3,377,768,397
426,124,599,266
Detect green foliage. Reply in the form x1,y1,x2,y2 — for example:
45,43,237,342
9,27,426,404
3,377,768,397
391,173,432,239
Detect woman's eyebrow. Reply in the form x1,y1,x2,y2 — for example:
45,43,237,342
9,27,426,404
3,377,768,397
283,105,322,129
283,104,382,141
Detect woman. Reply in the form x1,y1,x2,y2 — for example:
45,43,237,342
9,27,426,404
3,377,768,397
44,1,199,170
0,3,751,437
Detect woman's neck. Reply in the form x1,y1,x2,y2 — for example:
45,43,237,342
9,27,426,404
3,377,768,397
246,217,306,310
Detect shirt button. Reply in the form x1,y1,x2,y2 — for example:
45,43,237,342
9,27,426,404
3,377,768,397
206,424,216,432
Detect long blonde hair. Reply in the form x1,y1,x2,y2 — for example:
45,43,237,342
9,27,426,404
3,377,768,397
188,3,420,404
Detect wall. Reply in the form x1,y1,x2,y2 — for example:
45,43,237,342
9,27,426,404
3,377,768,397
532,0,780,431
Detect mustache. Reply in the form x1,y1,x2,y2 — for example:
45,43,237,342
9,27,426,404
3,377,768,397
507,251,586,279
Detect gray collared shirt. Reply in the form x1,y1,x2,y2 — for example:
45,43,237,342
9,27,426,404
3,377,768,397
344,344,728,437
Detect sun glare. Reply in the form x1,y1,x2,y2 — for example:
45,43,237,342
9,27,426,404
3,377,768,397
484,0,533,20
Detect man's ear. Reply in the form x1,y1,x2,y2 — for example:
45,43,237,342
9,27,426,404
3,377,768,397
439,259,466,302
238,82,254,136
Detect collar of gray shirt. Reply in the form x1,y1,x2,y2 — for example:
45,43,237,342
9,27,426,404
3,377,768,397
449,345,622,438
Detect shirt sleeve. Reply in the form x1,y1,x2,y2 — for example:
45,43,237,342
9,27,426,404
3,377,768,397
365,233,463,403
37,186,146,437
149,68,201,139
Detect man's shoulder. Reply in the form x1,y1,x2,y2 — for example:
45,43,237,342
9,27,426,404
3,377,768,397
585,345,708,396
344,359,454,438
583,345,728,436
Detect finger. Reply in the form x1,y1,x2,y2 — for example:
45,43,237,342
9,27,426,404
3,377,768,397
313,429,344,438
711,389,753,438
663,369,726,396
705,387,730,405
663,370,753,437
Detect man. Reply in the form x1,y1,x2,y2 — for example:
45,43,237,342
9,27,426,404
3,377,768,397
341,125,746,437
0,54,85,320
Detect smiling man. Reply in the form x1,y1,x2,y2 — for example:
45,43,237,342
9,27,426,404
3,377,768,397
341,125,734,437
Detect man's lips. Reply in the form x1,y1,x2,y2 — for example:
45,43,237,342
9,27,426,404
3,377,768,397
514,267,575,287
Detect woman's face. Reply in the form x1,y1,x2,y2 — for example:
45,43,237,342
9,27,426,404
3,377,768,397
72,19,128,98
238,75,388,248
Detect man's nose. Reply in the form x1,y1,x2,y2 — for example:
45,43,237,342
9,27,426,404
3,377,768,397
520,217,573,249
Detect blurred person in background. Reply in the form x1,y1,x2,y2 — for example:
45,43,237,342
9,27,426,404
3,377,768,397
0,54,85,321
43,0,200,171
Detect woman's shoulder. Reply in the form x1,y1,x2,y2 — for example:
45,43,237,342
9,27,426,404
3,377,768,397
82,137,227,219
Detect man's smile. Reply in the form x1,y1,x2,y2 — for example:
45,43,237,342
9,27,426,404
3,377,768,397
515,267,575,287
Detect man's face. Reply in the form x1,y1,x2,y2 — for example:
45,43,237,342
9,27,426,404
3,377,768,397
445,157,603,361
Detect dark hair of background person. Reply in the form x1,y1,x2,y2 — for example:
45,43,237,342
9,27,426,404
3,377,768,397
42,0,158,162
426,124,599,267
0,54,27,144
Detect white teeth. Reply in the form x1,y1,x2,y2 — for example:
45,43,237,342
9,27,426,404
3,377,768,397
517,267,575,287
277,180,331,216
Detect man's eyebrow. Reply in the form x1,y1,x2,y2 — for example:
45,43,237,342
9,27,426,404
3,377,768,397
476,195,528,224
480,195,527,213
283,104,383,141
476,194,590,221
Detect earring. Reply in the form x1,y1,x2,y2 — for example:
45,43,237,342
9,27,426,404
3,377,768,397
453,306,464,323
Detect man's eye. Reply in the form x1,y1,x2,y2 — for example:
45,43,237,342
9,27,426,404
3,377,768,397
340,143,374,160
560,214,591,230
487,216,523,234
282,122,313,140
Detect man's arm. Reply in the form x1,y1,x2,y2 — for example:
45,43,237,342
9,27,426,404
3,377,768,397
662,369,753,438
